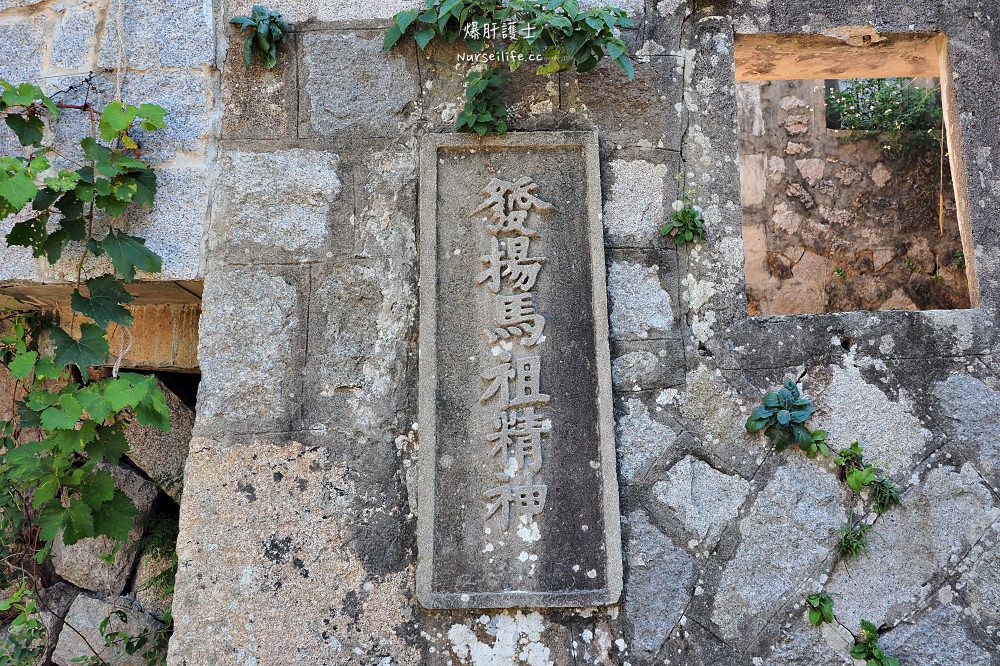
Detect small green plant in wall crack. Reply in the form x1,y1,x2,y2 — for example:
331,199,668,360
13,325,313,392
231,5,290,69
851,619,901,666
456,67,509,135
805,591,835,627
384,0,635,135
745,378,830,457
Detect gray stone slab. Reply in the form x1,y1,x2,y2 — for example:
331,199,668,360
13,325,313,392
416,131,622,608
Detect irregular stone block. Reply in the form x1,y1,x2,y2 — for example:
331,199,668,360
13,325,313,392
606,250,679,341
51,465,158,595
133,550,174,618
602,151,679,247
210,149,344,264
49,9,97,72
615,396,677,483
119,70,214,164
562,54,685,149
97,0,213,69
299,30,419,139
51,595,162,666
825,464,1000,630
934,374,1000,488
221,30,296,140
623,509,695,659
710,458,846,643
195,264,308,436
652,455,751,550
416,132,622,608
0,15,45,83
610,338,685,392
169,434,422,665
125,379,194,501
880,604,993,666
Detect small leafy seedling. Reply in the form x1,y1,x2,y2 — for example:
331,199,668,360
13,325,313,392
746,378,827,455
806,592,835,627
870,475,903,514
850,619,901,666
834,267,846,279
455,67,508,136
837,519,873,560
660,200,706,245
230,5,290,69
834,441,865,471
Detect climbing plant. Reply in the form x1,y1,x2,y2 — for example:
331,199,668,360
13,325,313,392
384,0,635,135
0,78,171,663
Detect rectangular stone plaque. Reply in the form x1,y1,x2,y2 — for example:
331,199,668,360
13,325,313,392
417,131,622,609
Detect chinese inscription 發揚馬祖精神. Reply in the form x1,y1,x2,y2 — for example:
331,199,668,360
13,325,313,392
473,176,555,533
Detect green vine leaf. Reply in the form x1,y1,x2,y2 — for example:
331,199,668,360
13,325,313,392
71,275,135,329
8,350,37,379
39,394,83,431
100,228,162,281
50,323,109,377
91,489,138,542
4,115,44,147
104,372,157,411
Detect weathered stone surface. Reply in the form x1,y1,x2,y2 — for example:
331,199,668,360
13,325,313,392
210,149,343,263
133,550,174,618
0,15,45,83
227,0,414,21
762,623,855,666
610,338,685,392
602,156,675,247
120,70,214,164
125,379,193,501
880,605,993,666
169,435,422,664
826,464,1000,630
934,373,1000,485
810,362,931,476
616,397,677,482
50,465,158,595
652,455,751,550
52,595,162,666
963,534,1000,621
97,0,214,69
299,31,419,138
562,55,685,148
49,9,97,71
221,30,295,140
607,258,676,340
194,264,306,436
623,510,695,658
416,132,620,608
711,458,846,642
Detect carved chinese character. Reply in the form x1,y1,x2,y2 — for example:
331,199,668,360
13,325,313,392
475,236,546,294
483,483,547,532
471,176,555,237
491,293,545,346
480,355,550,409
487,407,550,476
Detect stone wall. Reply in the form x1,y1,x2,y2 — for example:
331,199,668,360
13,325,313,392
738,77,971,315
0,0,999,664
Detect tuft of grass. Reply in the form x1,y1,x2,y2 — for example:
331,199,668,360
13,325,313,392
837,520,873,560
870,476,903,515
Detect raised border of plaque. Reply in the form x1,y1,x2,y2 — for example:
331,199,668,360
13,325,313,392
416,131,622,609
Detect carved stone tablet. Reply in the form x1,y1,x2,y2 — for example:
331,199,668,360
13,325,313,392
417,131,622,609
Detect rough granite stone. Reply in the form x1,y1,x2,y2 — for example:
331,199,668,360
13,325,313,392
762,623,855,666
610,338,686,392
169,435,422,665
210,149,343,263
810,362,932,477
0,15,45,83
125,379,194,501
49,8,97,72
825,464,1000,630
603,157,674,247
227,0,415,21
221,29,296,140
934,373,1000,486
52,595,162,666
133,550,174,618
623,510,695,658
710,457,846,643
652,455,751,550
607,259,675,340
97,0,214,69
299,31,419,138
963,535,1000,621
880,605,993,666
50,465,158,595
194,265,306,436
616,397,677,482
